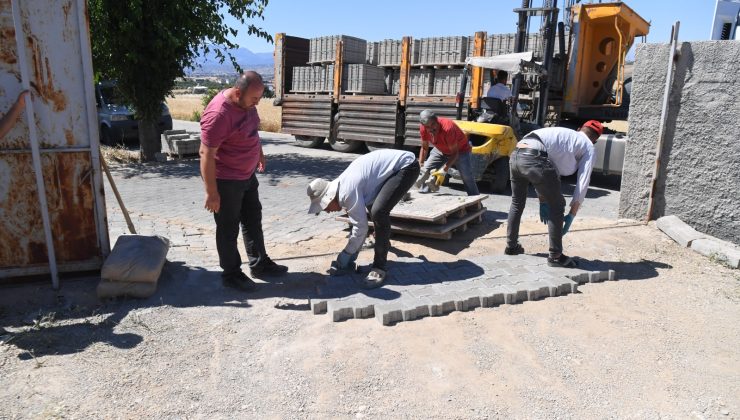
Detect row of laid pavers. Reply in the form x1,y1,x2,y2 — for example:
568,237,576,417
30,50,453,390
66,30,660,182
311,254,614,325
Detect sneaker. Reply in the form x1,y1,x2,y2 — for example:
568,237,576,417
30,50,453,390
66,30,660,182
359,268,387,289
547,254,579,268
504,244,525,255
222,272,259,292
250,258,288,278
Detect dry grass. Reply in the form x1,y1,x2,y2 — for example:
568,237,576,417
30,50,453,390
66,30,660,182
166,94,282,133
100,145,139,164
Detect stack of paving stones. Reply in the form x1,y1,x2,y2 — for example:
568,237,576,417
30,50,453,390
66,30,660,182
345,64,387,94
311,254,615,326
412,36,469,66
366,41,379,65
308,35,367,64
161,130,201,159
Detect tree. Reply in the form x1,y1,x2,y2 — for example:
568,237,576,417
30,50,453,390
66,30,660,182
89,0,271,161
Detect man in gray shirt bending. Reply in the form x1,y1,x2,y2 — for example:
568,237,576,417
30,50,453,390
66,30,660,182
505,120,603,267
307,149,420,288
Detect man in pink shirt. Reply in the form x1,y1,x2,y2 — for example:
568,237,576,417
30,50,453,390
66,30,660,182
200,71,287,292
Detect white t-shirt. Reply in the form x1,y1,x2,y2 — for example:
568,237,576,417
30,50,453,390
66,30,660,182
485,83,512,100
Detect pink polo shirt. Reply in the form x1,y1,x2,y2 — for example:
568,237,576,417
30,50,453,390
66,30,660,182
200,90,261,180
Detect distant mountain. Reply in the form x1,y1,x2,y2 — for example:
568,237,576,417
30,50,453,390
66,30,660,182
189,47,273,75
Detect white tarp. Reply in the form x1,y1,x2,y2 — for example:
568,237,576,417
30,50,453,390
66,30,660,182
464,52,535,74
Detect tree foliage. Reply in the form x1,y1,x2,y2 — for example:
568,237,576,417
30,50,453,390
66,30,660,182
88,0,271,160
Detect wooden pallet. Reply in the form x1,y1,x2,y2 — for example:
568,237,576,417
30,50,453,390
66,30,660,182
335,191,488,240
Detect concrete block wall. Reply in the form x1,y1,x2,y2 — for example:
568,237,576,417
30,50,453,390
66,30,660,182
619,41,740,244
409,69,434,96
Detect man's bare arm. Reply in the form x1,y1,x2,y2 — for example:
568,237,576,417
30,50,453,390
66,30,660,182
199,143,220,213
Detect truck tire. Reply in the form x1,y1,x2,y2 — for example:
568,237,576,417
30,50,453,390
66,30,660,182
294,135,324,148
366,142,393,152
329,138,364,153
481,157,510,194
100,126,113,145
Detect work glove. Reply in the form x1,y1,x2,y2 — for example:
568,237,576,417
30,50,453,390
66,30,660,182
539,202,550,225
563,214,575,235
431,168,447,186
415,169,431,189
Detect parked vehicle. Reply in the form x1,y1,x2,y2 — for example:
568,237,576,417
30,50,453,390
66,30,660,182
95,80,173,145
273,1,649,187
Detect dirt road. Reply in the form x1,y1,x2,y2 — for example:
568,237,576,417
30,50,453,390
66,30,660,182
1,217,738,418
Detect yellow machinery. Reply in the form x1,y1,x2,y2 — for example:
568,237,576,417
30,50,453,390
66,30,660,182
563,2,650,118
450,120,519,192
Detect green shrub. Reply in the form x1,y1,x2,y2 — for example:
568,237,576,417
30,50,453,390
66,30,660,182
202,88,220,108
190,110,202,122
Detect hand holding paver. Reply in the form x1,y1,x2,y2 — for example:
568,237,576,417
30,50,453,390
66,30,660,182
563,213,575,235
539,202,550,224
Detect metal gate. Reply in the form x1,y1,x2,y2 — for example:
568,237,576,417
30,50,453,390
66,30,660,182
0,0,109,287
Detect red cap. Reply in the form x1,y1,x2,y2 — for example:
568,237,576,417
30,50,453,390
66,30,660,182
582,120,603,137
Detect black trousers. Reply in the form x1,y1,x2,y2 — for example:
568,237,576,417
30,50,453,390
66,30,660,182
214,174,267,278
370,161,420,270
506,149,566,258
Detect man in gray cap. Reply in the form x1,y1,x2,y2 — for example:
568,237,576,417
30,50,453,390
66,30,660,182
417,109,479,196
307,149,419,288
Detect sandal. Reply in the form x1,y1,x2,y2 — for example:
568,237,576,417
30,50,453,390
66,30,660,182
360,268,386,289
547,254,579,268
504,243,525,255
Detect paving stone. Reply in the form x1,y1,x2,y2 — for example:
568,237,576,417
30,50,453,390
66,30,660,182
690,238,740,268
656,215,706,247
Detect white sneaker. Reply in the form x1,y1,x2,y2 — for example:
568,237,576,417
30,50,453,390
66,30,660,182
361,268,387,289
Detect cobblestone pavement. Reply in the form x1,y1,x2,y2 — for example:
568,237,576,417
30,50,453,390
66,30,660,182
313,255,614,325
103,121,622,325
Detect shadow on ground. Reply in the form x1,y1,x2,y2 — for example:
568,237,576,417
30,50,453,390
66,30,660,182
533,253,673,281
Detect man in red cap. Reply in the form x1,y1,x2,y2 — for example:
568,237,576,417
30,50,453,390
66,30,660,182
504,121,603,268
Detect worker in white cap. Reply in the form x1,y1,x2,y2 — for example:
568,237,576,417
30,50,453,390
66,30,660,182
307,149,419,288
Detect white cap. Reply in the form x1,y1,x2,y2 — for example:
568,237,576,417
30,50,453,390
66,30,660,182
307,178,339,214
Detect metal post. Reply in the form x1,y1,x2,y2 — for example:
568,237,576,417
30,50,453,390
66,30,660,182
535,1,559,126
76,0,111,257
11,0,60,289
511,0,531,119
646,21,680,222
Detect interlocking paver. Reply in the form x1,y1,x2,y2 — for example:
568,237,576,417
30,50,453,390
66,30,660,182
311,254,611,325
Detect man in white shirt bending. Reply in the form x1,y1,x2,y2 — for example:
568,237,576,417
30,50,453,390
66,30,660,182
307,149,420,289
504,120,603,268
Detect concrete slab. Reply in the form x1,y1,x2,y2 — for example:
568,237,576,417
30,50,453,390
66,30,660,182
656,215,707,247
690,238,740,269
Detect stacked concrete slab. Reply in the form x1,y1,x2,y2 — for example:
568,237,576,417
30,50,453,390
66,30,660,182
620,41,740,245
345,64,386,94
433,68,471,96
366,41,379,65
308,35,367,64
377,39,404,67
161,130,200,158
408,69,434,96
413,36,469,66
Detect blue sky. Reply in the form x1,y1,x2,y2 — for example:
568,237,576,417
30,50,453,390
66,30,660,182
231,0,717,54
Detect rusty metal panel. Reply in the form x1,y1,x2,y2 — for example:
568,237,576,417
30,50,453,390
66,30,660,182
404,98,469,147
281,94,333,138
336,96,399,145
0,0,108,280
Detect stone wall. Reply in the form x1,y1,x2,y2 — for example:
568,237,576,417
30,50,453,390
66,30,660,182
619,41,740,244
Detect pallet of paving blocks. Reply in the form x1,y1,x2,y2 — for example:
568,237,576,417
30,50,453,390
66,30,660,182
335,191,488,240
